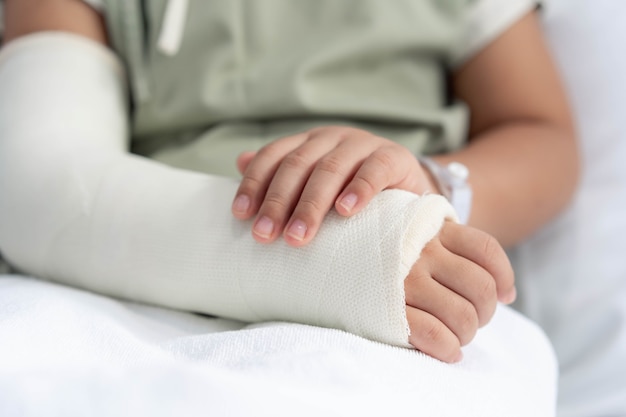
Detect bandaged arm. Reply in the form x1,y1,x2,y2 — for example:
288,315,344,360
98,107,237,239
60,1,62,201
0,33,457,347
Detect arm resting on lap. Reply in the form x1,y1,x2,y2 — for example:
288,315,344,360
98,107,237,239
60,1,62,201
0,32,456,347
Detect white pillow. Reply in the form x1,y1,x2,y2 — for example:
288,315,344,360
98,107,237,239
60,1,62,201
511,1,626,416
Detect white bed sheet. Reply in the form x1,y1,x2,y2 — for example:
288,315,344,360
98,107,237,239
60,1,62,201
0,275,557,417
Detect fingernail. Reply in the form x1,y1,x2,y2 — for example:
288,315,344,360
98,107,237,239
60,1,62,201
286,219,307,241
454,351,464,363
253,216,274,239
232,194,250,214
338,193,358,212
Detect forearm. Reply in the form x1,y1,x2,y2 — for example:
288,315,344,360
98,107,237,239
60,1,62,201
0,32,458,347
3,0,108,45
444,11,580,247
434,121,579,247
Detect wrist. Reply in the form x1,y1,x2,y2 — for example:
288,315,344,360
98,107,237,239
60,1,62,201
418,157,472,224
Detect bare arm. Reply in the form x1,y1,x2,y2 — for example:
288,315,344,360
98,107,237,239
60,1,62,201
3,0,107,44
441,11,580,247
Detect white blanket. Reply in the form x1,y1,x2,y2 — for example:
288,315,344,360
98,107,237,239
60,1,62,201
3,1,626,415
0,275,556,417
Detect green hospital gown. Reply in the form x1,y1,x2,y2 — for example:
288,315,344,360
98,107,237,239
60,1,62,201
100,0,471,178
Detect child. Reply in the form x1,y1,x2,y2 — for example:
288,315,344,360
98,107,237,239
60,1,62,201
0,0,578,365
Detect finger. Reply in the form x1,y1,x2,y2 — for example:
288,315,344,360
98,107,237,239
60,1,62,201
439,222,516,304
405,266,479,346
335,144,417,217
236,151,257,175
283,139,371,246
420,238,498,327
232,134,306,220
406,306,463,363
252,134,339,243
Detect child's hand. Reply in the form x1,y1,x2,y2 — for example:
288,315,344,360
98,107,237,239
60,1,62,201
405,221,516,363
232,126,435,246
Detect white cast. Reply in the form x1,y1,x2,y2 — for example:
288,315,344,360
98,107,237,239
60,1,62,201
0,32,457,347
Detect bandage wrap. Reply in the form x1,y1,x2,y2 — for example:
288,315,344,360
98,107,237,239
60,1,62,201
0,33,457,347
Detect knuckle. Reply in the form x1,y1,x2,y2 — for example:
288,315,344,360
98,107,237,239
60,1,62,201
456,303,479,346
475,277,497,325
351,174,379,196
480,232,515,296
419,321,459,362
418,237,442,268
294,197,325,220
481,233,501,268
371,148,396,171
316,156,345,176
423,320,445,345
477,274,497,305
405,268,430,295
262,191,291,213
422,237,441,256
407,310,459,362
282,150,310,170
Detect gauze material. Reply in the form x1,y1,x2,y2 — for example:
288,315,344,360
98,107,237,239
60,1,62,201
0,33,457,347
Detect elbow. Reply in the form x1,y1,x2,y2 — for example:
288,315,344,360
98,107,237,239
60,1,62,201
551,117,582,216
